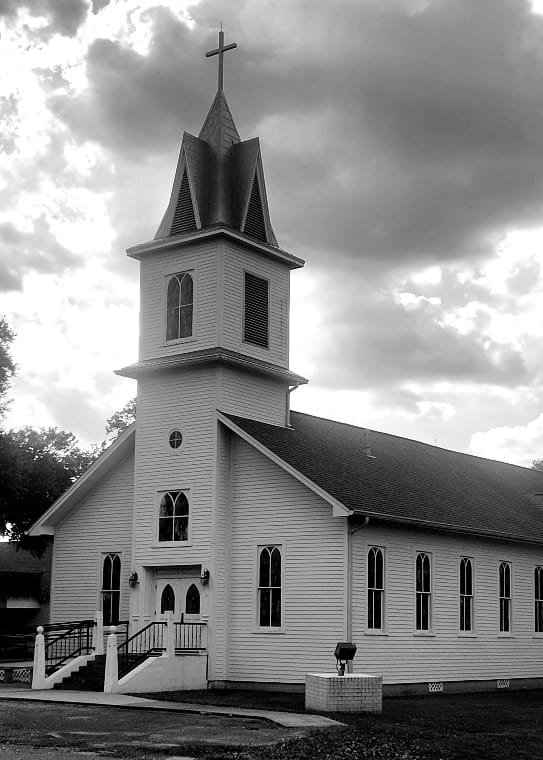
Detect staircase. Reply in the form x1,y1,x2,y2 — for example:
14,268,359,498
54,655,106,691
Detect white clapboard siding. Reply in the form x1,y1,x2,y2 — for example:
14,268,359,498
352,525,543,684
228,437,346,683
221,240,290,368
218,366,286,426
131,369,218,567
139,240,219,360
51,453,134,623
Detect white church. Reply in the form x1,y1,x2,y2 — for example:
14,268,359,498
29,34,543,695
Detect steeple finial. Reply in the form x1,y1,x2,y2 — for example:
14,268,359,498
205,29,237,92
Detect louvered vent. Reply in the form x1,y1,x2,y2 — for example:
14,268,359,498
244,272,269,348
170,170,197,236
243,175,267,242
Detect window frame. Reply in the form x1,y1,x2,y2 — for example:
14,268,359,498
255,543,284,633
242,269,270,350
100,551,122,627
499,560,512,634
459,556,475,634
415,551,432,634
164,268,196,345
366,545,386,633
155,489,191,546
535,565,543,635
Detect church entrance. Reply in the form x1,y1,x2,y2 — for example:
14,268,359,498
155,572,201,622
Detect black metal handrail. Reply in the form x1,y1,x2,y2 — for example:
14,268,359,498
174,622,206,650
44,620,95,676
117,621,165,679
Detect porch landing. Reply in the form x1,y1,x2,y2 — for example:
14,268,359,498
0,688,342,728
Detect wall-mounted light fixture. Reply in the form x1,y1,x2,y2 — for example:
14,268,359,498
200,567,210,585
128,571,139,588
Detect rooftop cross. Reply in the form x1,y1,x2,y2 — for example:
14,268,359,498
205,29,237,92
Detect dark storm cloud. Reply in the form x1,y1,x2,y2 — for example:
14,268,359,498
0,0,88,37
0,219,79,292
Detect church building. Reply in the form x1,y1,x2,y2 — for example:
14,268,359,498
29,34,543,695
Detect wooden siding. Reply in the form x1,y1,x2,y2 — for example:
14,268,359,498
51,453,134,623
352,525,543,684
218,366,286,426
228,437,346,683
139,241,219,360
221,240,290,368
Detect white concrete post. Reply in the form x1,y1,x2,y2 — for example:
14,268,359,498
164,611,175,657
103,625,118,693
31,626,46,690
93,611,104,655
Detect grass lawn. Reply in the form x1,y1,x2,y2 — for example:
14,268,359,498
137,687,543,759
0,689,542,758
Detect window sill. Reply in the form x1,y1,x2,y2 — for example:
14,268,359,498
364,630,389,637
457,632,478,638
152,541,193,548
252,628,286,635
413,632,435,637
164,336,197,347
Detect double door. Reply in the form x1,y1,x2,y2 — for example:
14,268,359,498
155,575,201,622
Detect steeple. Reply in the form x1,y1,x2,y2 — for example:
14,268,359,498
155,31,278,247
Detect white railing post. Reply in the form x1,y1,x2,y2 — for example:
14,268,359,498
93,611,104,655
31,626,46,689
103,625,118,693
164,611,175,657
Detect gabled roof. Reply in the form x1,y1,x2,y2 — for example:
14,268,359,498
27,424,136,536
221,411,543,546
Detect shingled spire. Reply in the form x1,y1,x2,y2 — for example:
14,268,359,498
155,31,277,247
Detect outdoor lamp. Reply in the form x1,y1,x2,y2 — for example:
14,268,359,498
128,571,139,588
334,642,357,676
200,567,210,585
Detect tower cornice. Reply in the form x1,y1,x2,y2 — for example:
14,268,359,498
127,225,304,269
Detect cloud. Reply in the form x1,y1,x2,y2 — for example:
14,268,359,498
0,0,88,37
470,412,543,468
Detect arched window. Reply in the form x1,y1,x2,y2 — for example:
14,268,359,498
166,272,193,341
499,561,512,632
535,566,543,633
161,584,175,614
258,545,281,627
367,547,384,630
185,583,200,615
102,553,121,626
158,491,189,542
460,557,473,632
415,552,431,631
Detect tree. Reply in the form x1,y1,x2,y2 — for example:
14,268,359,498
533,459,543,472
0,427,96,547
103,397,136,446
0,317,15,418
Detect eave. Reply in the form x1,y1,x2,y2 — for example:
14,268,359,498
126,226,304,269
27,425,136,537
116,347,308,385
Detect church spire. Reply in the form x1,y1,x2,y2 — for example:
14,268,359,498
155,30,277,247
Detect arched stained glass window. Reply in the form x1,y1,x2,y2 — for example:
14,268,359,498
460,557,473,632
102,553,121,626
535,566,543,633
158,491,189,542
499,561,512,632
258,546,281,627
161,584,175,614
367,547,384,630
166,272,193,341
415,552,431,631
186,583,200,615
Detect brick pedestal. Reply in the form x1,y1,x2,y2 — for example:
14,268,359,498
305,673,382,713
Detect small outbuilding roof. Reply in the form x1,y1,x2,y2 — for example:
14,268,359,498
222,411,543,546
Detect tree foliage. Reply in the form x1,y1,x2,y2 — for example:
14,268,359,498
0,316,16,417
103,397,136,446
533,459,543,472
0,427,96,547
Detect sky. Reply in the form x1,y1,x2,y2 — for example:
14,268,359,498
2,0,543,466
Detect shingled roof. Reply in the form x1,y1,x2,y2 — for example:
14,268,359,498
222,411,543,545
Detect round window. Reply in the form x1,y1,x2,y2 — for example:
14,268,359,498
169,430,183,449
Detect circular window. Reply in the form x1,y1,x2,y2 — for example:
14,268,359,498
169,430,183,449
